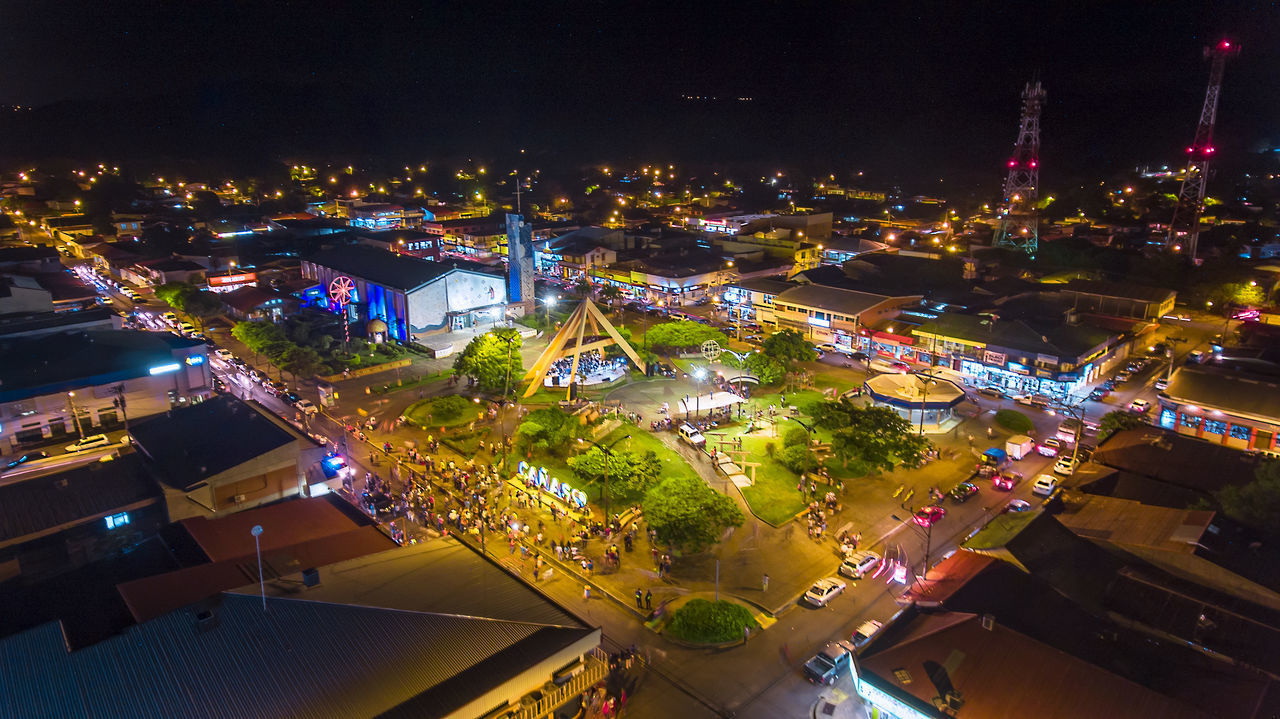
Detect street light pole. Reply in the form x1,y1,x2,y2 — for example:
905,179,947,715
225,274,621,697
497,332,518,478
250,524,266,612
66,391,84,440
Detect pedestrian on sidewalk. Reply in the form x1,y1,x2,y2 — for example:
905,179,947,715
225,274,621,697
644,589,652,610
635,588,643,608
762,574,769,592
583,585,591,601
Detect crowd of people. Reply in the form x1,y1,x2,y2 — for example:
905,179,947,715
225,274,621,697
546,350,629,386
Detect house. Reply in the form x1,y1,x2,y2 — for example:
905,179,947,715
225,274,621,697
219,285,291,321
0,329,210,451
127,395,322,519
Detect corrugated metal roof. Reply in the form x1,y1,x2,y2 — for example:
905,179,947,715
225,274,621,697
229,540,586,629
0,593,591,719
0,453,161,545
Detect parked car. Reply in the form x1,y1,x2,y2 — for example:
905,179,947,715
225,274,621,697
1115,371,1132,383
214,349,234,362
803,577,847,607
177,322,196,334
977,386,1009,400
851,619,884,648
1089,388,1110,401
294,398,319,416
2,451,49,472
839,550,882,579
1032,474,1059,496
677,423,706,447
1128,398,1150,414
65,434,112,454
1006,498,1033,512
948,481,980,503
1052,456,1079,476
803,641,857,685
913,505,946,527
265,380,287,397
161,312,178,324
282,392,302,406
1154,378,1169,391
1037,438,1062,457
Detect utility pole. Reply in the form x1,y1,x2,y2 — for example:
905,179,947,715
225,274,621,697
110,384,130,436
1167,40,1239,263
992,80,1046,255
579,434,632,531
66,391,85,440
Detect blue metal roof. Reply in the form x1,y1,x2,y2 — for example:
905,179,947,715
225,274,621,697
0,593,594,719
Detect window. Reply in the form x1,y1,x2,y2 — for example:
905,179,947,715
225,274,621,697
105,512,130,530
1204,420,1226,435
1179,414,1201,430
1230,424,1252,440
1160,409,1176,429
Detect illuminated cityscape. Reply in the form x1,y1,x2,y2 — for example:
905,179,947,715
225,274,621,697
1,3,1280,718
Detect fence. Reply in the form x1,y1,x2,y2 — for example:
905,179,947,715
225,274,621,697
511,647,610,719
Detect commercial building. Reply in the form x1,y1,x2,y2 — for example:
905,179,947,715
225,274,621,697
1058,278,1177,321
354,229,441,261
0,329,210,451
219,285,291,321
301,244,507,341
128,394,322,518
770,284,922,352
534,227,620,280
1158,364,1280,452
913,312,1123,400
721,277,795,326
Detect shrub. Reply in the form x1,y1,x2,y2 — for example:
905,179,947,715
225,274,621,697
994,409,1035,434
783,426,810,448
666,599,759,643
776,444,818,474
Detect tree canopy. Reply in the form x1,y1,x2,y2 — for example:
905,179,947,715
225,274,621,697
642,475,744,552
452,328,523,394
744,352,785,385
762,329,816,366
1215,460,1280,531
568,446,663,502
811,399,930,471
515,407,582,457
1097,410,1148,442
644,321,729,350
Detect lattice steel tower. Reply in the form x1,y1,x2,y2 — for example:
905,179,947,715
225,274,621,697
993,80,1045,255
1167,40,1239,262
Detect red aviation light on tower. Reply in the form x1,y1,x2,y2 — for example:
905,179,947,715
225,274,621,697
1219,40,1231,50
1008,160,1017,167
1029,160,1038,168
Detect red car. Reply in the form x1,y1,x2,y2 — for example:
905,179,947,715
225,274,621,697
992,470,1022,491
913,505,946,527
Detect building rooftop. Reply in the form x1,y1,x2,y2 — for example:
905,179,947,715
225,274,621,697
236,539,586,628
0,329,202,402
860,610,1218,719
220,285,282,312
0,453,161,549
1091,426,1261,499
1164,364,1280,424
0,244,59,263
137,257,206,272
307,244,490,292
0,592,596,719
915,312,1116,360
1063,278,1176,304
774,284,899,315
728,277,795,296
129,395,301,491
1054,492,1212,555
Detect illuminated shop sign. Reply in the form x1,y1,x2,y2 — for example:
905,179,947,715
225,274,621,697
149,363,181,375
209,272,257,287
855,678,934,719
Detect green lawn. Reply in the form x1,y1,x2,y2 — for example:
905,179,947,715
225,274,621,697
735,434,809,526
404,397,485,429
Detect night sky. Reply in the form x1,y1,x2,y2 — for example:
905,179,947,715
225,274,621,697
1,1,1277,184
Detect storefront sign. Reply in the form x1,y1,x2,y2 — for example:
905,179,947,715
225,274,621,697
517,461,588,508
855,678,935,719
982,350,1006,366
209,272,257,287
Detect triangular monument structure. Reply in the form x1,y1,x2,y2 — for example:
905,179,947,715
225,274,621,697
522,298,645,399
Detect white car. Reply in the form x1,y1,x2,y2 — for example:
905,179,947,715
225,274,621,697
214,349,234,362
294,399,319,416
1052,455,1079,476
178,322,196,334
1128,398,1150,414
65,434,112,454
1032,474,1059,496
839,550,882,579
804,577,847,607
852,619,884,647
